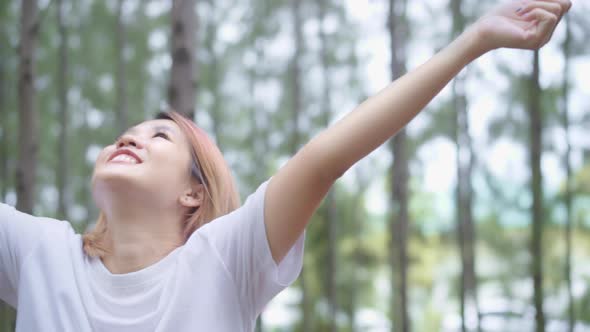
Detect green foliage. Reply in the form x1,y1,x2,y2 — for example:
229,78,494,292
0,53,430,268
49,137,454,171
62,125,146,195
1,0,589,331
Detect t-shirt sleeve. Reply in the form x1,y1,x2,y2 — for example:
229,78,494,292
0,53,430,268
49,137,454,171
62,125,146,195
0,203,47,307
193,180,305,317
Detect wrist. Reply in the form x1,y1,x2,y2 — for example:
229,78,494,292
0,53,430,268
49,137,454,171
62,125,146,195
457,24,492,62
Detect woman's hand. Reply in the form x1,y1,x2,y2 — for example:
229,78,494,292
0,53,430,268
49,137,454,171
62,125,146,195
473,0,572,52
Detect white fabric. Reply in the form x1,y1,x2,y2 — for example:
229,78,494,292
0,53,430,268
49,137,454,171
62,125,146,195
0,181,305,331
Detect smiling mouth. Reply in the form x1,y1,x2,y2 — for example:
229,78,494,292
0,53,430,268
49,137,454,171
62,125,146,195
109,154,140,164
107,149,143,165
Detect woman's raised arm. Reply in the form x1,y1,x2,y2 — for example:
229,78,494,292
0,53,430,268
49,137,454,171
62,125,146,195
264,0,572,263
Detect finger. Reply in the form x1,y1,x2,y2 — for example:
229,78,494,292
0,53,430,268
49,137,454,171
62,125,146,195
535,0,573,14
533,0,572,27
518,1,563,17
522,9,559,48
533,1,572,41
522,8,559,24
520,3,562,42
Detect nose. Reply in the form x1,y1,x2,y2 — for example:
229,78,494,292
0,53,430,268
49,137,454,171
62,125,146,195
116,134,144,149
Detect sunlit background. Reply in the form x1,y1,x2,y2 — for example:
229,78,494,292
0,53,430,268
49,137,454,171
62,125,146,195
1,0,589,331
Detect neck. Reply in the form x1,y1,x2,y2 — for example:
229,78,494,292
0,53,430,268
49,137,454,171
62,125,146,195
100,199,185,274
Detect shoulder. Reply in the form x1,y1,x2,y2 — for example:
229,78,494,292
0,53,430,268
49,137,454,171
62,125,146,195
0,203,77,240
195,181,269,244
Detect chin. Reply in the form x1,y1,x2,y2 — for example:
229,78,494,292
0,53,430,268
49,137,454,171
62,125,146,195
91,166,146,200
92,168,177,207
93,164,145,184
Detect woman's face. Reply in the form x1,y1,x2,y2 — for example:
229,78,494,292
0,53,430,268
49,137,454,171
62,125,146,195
92,119,195,210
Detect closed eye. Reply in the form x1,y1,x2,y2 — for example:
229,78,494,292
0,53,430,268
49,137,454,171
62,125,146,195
153,132,169,140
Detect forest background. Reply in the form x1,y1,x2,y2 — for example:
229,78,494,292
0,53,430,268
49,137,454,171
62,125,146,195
1,0,589,331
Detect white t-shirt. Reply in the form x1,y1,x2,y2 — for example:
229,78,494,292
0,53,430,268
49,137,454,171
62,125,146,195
0,181,305,331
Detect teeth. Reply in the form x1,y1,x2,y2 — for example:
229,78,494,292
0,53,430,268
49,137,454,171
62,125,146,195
111,154,138,164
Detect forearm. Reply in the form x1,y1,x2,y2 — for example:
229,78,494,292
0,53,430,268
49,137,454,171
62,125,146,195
265,29,483,262
304,27,485,181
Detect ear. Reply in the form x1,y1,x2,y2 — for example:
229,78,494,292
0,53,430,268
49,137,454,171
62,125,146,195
179,184,204,208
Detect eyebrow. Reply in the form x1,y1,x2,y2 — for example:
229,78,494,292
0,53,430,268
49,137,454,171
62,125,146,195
119,124,178,139
152,125,176,136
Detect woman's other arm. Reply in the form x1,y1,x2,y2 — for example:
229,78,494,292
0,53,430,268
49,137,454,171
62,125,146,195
0,204,46,306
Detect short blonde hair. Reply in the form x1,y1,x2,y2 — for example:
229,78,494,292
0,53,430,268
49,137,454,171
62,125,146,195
83,111,240,258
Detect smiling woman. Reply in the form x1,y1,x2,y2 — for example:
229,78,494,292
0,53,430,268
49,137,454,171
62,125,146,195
0,0,572,331
83,111,240,260
1,110,304,331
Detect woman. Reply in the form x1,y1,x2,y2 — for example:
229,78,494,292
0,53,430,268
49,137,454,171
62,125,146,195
0,1,571,330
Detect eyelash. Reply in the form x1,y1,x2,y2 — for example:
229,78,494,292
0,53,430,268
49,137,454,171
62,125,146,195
114,132,169,144
153,132,169,140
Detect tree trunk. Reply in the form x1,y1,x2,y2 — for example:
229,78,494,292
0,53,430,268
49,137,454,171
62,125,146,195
115,0,128,133
169,0,197,119
390,131,409,332
350,205,359,332
529,50,545,332
9,0,39,329
450,0,480,331
325,176,337,331
81,103,95,232
210,55,222,149
13,0,35,211
561,15,575,332
454,79,480,332
351,169,371,332
0,34,6,201
388,0,410,331
290,0,302,155
318,0,338,330
56,0,69,221
203,0,223,149
16,0,38,214
73,7,96,233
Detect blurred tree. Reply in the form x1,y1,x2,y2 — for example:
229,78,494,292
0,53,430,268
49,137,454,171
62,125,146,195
243,6,272,191
1,0,589,330
238,0,284,327
169,0,197,118
0,1,9,201
16,0,38,214
67,0,156,227
69,0,105,232
201,0,223,149
115,0,128,133
235,0,283,190
529,50,545,332
449,0,480,331
484,44,572,330
9,1,39,330
387,0,410,331
348,168,373,331
56,0,69,221
561,15,575,332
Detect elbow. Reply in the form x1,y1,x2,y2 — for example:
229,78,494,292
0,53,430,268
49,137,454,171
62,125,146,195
302,141,348,185
324,164,347,182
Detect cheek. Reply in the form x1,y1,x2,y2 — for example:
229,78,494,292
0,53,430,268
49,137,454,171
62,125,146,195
152,146,190,170
150,150,191,184
95,146,114,166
